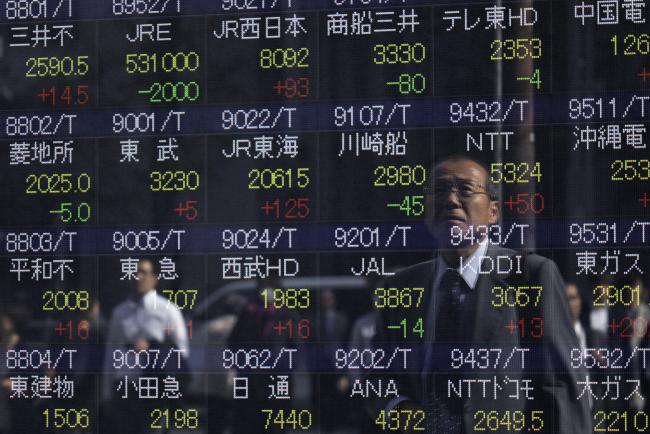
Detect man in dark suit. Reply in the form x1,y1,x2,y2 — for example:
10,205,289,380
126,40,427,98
368,156,592,434
565,282,608,413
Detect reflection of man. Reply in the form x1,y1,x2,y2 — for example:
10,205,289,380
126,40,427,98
629,276,650,413
369,156,591,434
566,282,605,353
566,282,587,350
565,283,587,348
102,258,188,433
566,282,606,411
320,289,349,344
318,289,350,433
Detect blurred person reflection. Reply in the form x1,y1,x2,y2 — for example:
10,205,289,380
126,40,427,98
0,312,18,433
227,278,295,434
317,289,349,433
628,275,650,413
346,280,395,434
566,282,606,353
566,281,607,411
589,275,616,341
0,311,33,433
71,300,108,419
101,258,188,434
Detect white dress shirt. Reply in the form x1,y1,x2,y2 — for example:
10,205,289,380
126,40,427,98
573,320,593,409
425,239,489,343
102,289,189,400
573,321,587,352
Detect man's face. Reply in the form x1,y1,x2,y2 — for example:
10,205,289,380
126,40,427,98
426,159,499,247
134,260,157,297
565,284,581,323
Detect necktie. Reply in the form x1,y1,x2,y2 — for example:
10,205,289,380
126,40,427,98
435,269,467,343
429,269,468,434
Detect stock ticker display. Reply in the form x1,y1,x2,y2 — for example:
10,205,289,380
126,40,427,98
0,0,649,433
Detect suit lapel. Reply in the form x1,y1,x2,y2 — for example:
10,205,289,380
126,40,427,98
383,258,436,402
387,259,436,345
415,258,437,339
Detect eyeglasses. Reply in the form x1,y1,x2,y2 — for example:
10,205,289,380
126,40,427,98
423,180,491,200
